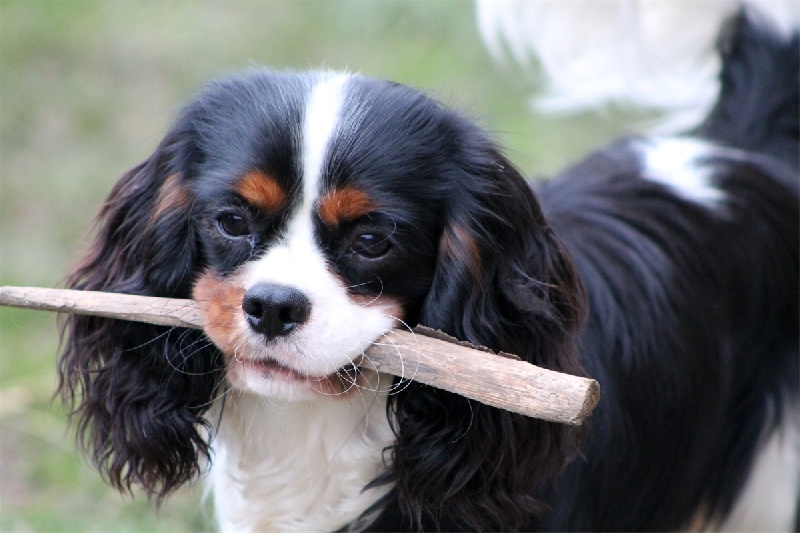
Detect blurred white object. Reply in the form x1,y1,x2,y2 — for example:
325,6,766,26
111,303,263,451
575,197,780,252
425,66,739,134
476,0,800,132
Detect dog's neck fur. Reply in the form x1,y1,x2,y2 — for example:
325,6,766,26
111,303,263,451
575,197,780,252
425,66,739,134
207,381,395,532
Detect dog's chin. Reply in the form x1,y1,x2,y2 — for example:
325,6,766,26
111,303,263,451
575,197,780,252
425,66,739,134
224,353,381,401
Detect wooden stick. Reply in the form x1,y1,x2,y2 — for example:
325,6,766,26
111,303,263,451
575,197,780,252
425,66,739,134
0,286,600,425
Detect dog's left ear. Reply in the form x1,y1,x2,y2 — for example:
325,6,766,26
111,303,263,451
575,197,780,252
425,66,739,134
387,134,588,530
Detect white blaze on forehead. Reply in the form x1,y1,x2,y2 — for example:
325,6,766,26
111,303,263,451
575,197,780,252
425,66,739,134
301,72,350,212
261,72,351,264
246,71,350,290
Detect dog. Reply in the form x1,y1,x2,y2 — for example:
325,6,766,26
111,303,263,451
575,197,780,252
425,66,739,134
58,3,798,531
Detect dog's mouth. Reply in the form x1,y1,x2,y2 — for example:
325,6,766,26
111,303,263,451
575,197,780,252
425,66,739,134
238,356,308,380
230,354,366,396
237,355,358,380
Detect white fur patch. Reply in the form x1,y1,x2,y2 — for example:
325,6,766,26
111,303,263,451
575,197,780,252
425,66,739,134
719,403,800,531
302,72,350,205
209,388,395,532
639,137,726,207
476,0,799,133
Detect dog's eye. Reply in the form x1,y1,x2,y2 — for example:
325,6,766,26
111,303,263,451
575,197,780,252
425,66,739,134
217,213,251,238
349,233,391,258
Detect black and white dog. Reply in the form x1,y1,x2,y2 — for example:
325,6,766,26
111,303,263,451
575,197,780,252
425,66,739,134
59,2,798,530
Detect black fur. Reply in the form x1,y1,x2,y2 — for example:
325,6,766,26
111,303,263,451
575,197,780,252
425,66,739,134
58,121,224,500
534,140,798,529
374,124,587,530
58,8,798,531
698,9,800,170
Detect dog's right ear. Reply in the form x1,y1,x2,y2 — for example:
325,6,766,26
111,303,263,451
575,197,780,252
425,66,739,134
58,114,223,500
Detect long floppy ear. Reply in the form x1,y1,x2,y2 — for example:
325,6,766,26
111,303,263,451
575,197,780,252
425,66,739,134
387,137,588,530
57,119,223,500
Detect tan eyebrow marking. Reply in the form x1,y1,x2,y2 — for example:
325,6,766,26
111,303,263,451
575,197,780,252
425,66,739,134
235,171,287,213
317,187,375,226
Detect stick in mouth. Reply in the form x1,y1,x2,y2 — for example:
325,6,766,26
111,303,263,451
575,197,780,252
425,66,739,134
0,285,600,425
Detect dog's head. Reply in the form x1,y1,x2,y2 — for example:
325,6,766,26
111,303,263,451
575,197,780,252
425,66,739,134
59,70,586,528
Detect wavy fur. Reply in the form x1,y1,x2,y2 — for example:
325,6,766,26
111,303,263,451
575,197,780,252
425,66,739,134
58,7,798,529
58,121,224,500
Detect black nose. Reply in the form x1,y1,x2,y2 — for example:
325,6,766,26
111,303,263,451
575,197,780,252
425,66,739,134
242,283,311,339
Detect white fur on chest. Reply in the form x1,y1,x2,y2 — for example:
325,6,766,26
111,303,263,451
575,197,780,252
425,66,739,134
208,386,395,532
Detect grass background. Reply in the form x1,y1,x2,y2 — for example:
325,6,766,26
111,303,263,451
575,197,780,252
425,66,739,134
0,2,632,530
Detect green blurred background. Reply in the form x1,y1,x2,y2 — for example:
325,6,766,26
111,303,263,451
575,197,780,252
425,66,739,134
0,2,630,530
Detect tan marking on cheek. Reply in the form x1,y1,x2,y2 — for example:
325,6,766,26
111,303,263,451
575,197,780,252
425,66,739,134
317,187,375,226
193,269,246,355
235,171,287,213
152,173,192,222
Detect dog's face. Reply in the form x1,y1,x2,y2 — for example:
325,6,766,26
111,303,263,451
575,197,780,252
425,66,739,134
60,69,585,522
188,73,448,400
